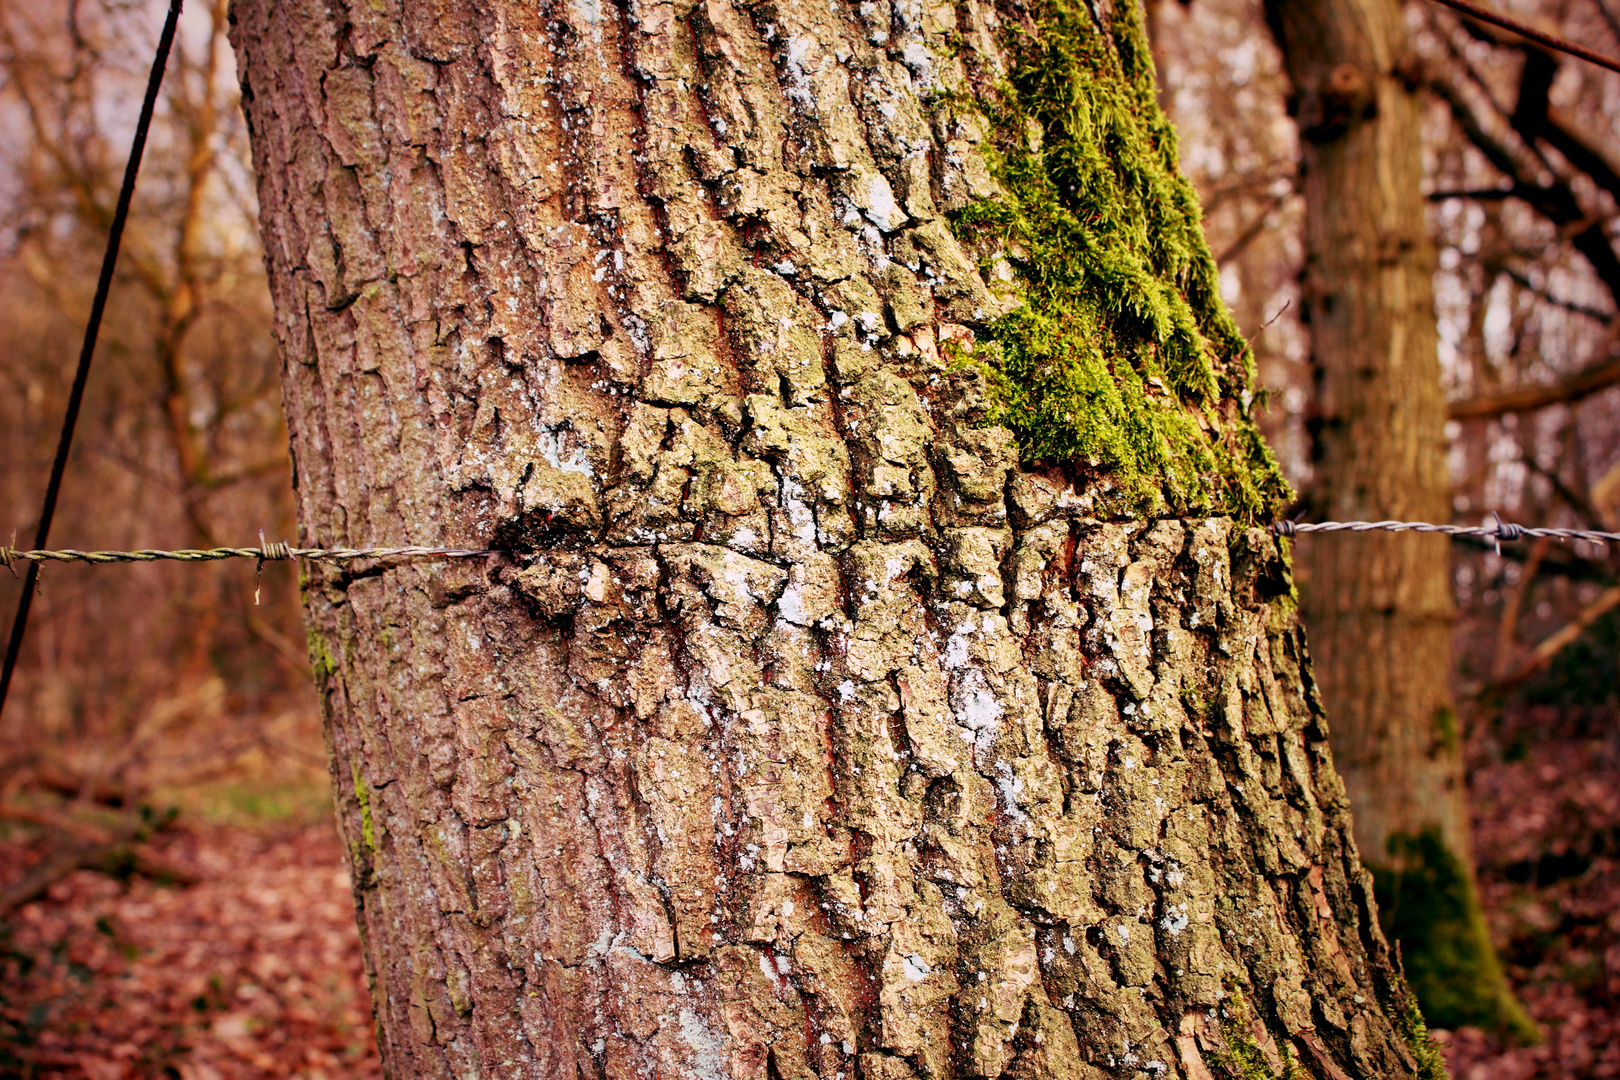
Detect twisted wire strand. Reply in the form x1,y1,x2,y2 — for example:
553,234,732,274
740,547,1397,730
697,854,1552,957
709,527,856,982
2,519,1615,571
0,544,500,568
1269,519,1618,545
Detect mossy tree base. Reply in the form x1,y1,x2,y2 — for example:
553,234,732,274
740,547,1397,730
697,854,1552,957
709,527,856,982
1372,829,1539,1040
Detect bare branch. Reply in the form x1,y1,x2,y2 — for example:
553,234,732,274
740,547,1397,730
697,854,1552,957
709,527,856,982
1215,189,1292,266
1429,0,1620,74
1500,266,1614,322
1485,581,1620,692
1449,347,1620,419
1494,534,1550,678
1427,70,1620,304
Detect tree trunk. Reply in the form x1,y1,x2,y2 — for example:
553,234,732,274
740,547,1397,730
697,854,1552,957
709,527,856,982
1264,0,1530,1037
232,0,1442,1074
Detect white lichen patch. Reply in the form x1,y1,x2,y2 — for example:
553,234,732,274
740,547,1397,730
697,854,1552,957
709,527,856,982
676,1008,728,1080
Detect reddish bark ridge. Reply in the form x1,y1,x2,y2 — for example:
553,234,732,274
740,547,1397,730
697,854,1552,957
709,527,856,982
229,0,1438,1076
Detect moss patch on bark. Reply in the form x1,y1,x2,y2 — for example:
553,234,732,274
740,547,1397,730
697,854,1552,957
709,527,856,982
1211,988,1308,1080
1375,828,1538,1041
1389,969,1453,1080
947,0,1289,519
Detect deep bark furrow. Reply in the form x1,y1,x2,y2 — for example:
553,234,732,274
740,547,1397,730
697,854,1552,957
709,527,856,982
232,0,1431,1076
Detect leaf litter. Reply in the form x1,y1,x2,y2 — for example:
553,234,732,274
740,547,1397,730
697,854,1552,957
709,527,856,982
1441,704,1620,1080
1,820,380,1079
1,699,1615,1079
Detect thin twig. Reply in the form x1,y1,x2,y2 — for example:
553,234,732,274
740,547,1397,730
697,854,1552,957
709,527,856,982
1485,582,1620,692
1500,267,1615,323
1249,299,1292,345
1216,190,1293,266
1428,0,1620,75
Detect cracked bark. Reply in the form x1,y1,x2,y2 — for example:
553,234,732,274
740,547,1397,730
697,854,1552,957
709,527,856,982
232,0,1434,1075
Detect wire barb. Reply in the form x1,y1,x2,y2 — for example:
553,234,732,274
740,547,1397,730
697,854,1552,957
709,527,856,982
258,539,293,562
1,544,504,566
1272,517,1616,548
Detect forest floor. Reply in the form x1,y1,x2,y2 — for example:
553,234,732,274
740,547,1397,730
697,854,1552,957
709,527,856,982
1441,703,1620,1080
0,786,381,1080
0,707,1615,1079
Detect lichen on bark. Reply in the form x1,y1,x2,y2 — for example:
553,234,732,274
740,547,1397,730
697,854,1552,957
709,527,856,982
943,0,1289,519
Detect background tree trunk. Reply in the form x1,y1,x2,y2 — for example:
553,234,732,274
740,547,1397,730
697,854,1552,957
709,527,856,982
1265,0,1531,1037
232,0,1441,1075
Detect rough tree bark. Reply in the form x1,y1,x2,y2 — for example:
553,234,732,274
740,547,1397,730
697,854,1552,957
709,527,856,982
1264,0,1529,1037
232,0,1443,1075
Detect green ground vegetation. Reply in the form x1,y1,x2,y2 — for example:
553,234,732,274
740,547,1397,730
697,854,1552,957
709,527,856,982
946,0,1289,520
155,777,334,828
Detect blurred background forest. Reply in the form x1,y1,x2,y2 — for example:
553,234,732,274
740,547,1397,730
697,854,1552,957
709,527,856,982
0,0,1617,1077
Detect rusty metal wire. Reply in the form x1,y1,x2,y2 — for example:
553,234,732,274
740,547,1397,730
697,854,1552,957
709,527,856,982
1270,518,1618,552
0,543,499,568
3,518,1616,573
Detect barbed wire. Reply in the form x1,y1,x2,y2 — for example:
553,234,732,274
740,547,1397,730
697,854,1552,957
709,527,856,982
2,518,1614,573
1269,518,1618,545
0,543,498,568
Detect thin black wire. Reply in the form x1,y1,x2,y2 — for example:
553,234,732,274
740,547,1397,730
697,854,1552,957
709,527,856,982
0,0,185,723
1428,0,1620,75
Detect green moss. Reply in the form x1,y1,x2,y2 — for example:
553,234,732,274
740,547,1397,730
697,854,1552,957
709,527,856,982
1430,705,1458,756
153,778,334,828
308,628,338,682
1387,968,1453,1080
1209,986,1307,1080
1374,828,1537,1042
946,0,1289,519
352,760,377,861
